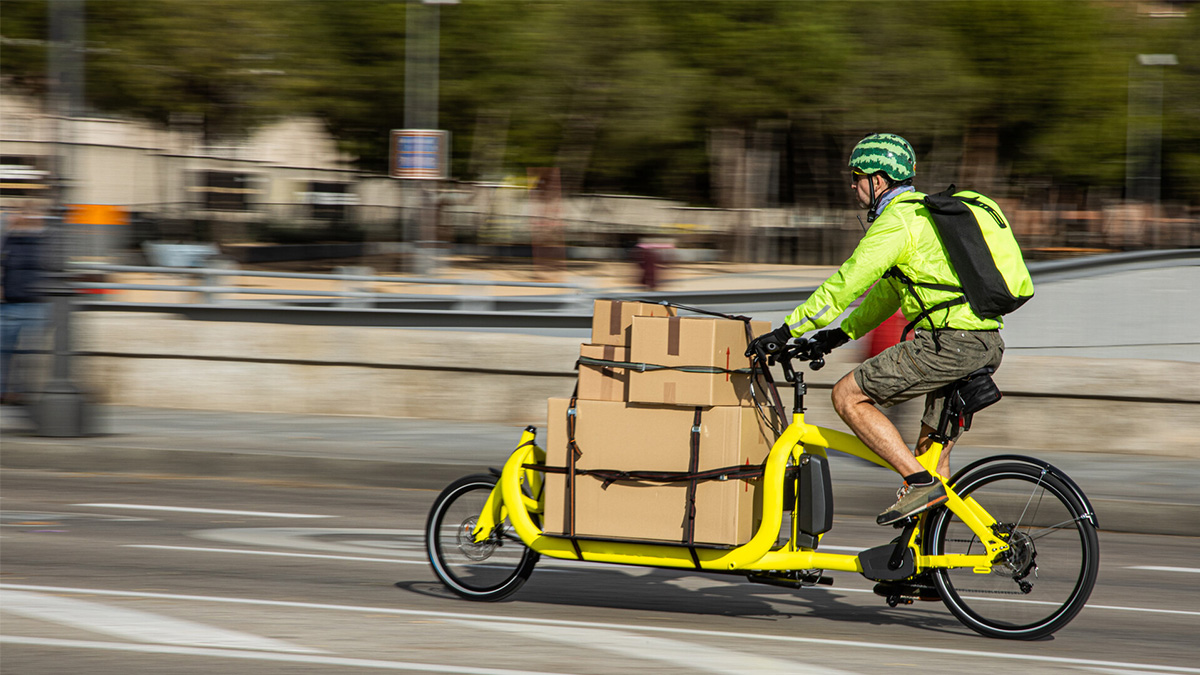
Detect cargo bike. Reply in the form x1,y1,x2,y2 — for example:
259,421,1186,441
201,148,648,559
425,316,1099,640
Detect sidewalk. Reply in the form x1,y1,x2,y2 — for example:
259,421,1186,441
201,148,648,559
3,404,1196,537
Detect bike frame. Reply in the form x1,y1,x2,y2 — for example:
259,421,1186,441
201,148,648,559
476,403,1012,577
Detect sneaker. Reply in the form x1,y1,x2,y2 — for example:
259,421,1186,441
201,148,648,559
877,481,948,526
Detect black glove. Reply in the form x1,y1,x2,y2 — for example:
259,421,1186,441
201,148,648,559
809,327,850,354
746,325,793,357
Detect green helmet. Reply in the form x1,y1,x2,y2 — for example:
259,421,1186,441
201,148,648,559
849,133,916,182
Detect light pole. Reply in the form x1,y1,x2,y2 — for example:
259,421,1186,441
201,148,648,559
1126,53,1177,210
403,0,455,275
35,0,96,436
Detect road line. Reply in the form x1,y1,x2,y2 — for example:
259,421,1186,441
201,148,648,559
124,544,426,565
455,620,856,675
122,545,572,574
0,636,569,675
3,584,1197,674
0,590,323,654
1128,566,1200,574
73,503,335,518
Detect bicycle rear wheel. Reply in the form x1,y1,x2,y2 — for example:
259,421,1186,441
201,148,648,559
426,474,538,601
925,462,1099,640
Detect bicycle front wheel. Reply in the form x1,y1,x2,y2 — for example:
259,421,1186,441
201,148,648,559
925,462,1099,640
426,474,538,601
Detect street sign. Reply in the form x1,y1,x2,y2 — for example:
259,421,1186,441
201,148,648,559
390,129,450,180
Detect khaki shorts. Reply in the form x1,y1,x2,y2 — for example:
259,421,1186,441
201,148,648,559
853,329,1004,434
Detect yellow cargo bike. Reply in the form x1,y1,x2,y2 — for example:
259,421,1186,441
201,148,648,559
425,325,1099,640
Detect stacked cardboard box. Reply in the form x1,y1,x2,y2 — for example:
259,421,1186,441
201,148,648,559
542,300,778,547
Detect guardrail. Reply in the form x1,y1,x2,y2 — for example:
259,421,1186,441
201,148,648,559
64,248,1199,329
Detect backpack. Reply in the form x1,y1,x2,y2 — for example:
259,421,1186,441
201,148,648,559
885,185,1034,337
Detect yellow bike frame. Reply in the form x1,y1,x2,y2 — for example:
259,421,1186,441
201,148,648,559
476,411,1010,576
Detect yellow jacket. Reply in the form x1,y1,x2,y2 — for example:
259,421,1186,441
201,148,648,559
785,193,1003,339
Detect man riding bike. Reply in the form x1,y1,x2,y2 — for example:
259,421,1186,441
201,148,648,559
749,133,1004,527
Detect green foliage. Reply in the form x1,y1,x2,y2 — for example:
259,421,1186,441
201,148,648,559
1,0,1197,205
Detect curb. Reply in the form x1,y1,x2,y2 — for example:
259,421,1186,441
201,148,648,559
3,441,1195,538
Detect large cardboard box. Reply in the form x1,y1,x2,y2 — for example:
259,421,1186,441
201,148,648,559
628,316,770,407
542,398,779,546
591,299,675,347
578,344,630,402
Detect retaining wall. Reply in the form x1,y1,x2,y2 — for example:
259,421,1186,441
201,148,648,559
73,312,1200,458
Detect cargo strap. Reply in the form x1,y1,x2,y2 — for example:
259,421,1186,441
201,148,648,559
577,355,753,376
565,393,585,560
682,407,703,548
523,461,765,486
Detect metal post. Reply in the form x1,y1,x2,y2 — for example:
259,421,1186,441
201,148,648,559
34,0,96,437
404,0,449,276
1127,54,1177,209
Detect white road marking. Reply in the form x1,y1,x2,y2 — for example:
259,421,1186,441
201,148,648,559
3,584,1197,674
0,636,567,675
455,619,858,675
1128,566,1200,574
122,544,577,574
73,503,335,518
1088,669,1187,675
0,590,323,654
195,527,418,556
124,544,427,565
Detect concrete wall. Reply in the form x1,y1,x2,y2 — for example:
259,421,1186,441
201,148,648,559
73,312,1200,458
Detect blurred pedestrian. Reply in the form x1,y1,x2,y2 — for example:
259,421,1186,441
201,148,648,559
1,202,50,405
633,239,671,291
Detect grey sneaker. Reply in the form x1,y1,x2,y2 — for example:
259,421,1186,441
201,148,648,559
877,481,948,526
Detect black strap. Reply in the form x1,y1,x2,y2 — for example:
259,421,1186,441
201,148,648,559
565,394,581,544
577,355,753,376
881,266,968,346
683,407,703,547
523,461,765,485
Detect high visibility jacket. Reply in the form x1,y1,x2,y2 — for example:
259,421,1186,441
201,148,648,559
784,193,1002,340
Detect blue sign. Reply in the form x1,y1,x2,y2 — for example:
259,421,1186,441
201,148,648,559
390,130,449,179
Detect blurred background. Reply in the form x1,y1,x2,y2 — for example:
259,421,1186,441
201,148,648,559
2,0,1198,270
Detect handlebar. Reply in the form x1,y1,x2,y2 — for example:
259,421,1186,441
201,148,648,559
750,337,831,383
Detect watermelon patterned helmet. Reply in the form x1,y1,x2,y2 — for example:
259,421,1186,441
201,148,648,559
849,133,916,182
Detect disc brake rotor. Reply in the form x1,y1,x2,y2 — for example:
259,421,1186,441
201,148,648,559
456,516,497,561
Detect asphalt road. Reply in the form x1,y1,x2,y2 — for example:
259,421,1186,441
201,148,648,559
2,469,1197,674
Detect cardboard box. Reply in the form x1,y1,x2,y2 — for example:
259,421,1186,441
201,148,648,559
628,316,770,407
578,344,630,402
591,299,675,347
541,398,779,546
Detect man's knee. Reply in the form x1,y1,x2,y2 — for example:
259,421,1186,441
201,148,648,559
832,372,864,416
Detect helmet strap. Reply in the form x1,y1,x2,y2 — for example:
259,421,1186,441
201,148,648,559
865,175,883,223
866,178,907,223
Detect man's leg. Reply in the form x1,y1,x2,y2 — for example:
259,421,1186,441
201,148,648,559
833,368,949,526
832,372,923,476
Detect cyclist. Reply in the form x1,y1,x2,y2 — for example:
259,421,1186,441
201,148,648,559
749,133,1004,526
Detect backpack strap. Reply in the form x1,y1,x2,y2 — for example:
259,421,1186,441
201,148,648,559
881,267,968,347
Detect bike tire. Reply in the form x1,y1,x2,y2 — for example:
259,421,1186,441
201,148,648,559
425,474,539,601
925,462,1099,640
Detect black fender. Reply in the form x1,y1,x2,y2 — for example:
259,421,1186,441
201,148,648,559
949,454,1098,528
